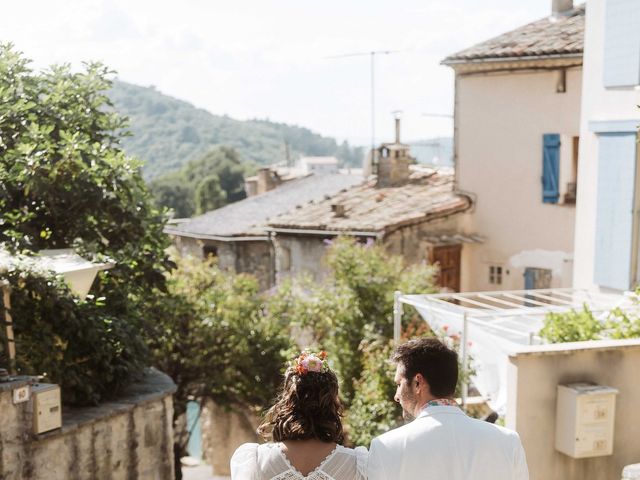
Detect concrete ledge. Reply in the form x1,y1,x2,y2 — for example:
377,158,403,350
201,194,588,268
36,367,176,440
509,338,640,357
1,367,177,479
0,375,34,393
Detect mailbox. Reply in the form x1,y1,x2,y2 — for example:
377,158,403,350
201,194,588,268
555,383,618,458
32,383,62,434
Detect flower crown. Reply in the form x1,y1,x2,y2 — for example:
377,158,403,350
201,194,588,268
292,350,329,375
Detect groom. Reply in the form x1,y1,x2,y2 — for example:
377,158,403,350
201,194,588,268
367,338,529,480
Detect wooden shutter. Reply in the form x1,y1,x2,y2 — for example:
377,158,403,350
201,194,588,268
594,133,638,290
603,0,640,88
542,134,561,204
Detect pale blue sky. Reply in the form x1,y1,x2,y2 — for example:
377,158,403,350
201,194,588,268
1,0,551,145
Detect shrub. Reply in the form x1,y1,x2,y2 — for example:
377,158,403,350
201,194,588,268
1,258,147,405
345,336,401,447
540,305,603,343
323,237,438,404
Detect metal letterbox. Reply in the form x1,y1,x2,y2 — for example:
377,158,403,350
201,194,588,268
32,383,62,434
555,383,618,458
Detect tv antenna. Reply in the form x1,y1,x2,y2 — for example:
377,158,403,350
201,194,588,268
326,50,400,155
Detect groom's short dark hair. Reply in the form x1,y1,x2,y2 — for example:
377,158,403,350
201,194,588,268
392,338,458,398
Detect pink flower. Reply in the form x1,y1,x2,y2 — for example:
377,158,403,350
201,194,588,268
301,355,323,373
442,325,449,332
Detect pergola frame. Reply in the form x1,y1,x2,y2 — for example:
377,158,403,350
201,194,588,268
393,288,635,409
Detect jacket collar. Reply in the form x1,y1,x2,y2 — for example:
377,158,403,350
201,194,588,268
417,405,466,420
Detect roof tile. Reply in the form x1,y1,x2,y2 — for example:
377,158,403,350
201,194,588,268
443,4,585,64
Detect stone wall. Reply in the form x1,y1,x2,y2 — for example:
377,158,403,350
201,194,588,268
0,368,176,480
172,235,275,290
507,339,640,480
200,400,260,476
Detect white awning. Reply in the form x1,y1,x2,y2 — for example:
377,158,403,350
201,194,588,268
396,288,636,413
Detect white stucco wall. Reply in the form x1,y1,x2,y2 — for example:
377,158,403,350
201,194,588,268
456,67,582,291
572,0,640,290
507,340,640,480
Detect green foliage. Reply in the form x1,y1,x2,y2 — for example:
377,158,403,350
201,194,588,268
540,295,640,343
146,253,295,425
194,175,226,214
108,81,365,179
1,257,148,405
0,43,172,404
606,307,640,339
346,336,402,447
149,146,246,217
540,305,603,343
184,147,247,203
148,175,194,218
323,237,438,403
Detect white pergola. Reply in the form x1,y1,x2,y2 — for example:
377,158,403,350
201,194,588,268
393,288,636,411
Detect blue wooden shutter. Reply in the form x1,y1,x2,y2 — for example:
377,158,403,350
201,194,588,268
603,0,640,88
594,133,638,290
542,134,560,204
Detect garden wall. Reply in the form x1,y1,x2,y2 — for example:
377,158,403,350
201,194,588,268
507,339,640,480
201,399,260,476
0,368,176,480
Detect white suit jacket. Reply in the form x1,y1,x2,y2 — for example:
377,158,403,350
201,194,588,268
367,405,529,480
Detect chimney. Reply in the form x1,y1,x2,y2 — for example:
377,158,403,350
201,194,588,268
257,168,277,194
331,203,346,218
376,117,412,187
552,0,573,17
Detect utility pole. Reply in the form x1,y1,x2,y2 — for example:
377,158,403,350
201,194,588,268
326,50,399,156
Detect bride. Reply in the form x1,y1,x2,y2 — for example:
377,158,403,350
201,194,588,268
230,351,368,480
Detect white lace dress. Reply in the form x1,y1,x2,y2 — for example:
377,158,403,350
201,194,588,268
230,443,368,480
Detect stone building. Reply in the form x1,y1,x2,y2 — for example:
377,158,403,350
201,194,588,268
165,173,361,289
267,124,477,291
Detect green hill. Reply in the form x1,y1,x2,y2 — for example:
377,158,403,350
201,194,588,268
109,81,364,179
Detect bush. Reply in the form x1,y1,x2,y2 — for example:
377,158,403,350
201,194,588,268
146,253,295,422
323,237,438,404
540,295,640,343
1,258,147,405
345,336,401,447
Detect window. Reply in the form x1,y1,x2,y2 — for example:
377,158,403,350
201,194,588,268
489,266,503,285
543,134,580,205
203,245,218,259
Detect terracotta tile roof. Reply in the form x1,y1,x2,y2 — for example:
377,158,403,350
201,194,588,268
442,4,585,64
165,173,363,239
267,169,471,234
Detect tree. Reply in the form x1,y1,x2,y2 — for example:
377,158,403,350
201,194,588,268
0,43,172,403
323,237,439,403
184,146,247,203
146,253,294,478
150,146,247,217
194,174,226,214
148,175,194,218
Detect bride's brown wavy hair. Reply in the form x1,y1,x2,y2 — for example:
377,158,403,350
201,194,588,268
258,364,344,443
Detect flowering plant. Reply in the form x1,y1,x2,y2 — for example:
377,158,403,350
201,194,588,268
293,350,329,375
